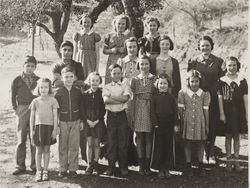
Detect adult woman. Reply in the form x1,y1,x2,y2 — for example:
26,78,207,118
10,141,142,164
187,35,224,164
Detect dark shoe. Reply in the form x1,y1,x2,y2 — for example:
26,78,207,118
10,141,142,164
58,171,67,178
183,163,193,177
138,166,145,175
234,159,243,172
138,158,145,175
104,167,114,176
85,165,94,175
198,162,206,177
164,169,172,178
158,169,165,178
69,171,78,178
226,157,233,172
31,168,37,173
12,168,25,175
120,168,128,176
92,160,100,175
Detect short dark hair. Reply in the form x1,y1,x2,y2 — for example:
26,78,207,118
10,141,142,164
60,40,74,50
198,35,214,51
154,73,172,89
125,37,139,54
225,56,241,71
23,55,37,66
186,69,203,88
146,17,160,29
109,63,122,72
61,66,75,75
85,72,103,85
137,54,152,70
158,35,174,50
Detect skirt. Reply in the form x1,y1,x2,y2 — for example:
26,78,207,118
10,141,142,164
33,124,56,146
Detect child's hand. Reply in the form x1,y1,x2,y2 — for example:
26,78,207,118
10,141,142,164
80,121,84,131
174,125,180,133
87,120,95,128
52,129,57,139
220,114,226,123
111,47,117,54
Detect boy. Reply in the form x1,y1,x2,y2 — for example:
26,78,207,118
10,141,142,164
52,40,85,89
55,66,83,178
102,64,132,176
11,56,40,175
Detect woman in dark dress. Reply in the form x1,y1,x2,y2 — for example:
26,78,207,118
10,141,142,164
187,35,224,164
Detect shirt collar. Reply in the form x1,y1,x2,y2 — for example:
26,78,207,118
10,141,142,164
111,81,122,86
137,73,154,79
198,54,212,63
146,32,160,40
81,30,93,35
22,72,36,78
187,88,203,97
123,55,138,63
157,55,171,61
220,74,244,86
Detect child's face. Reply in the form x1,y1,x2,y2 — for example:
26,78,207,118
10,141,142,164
189,76,200,92
116,18,127,33
226,60,238,75
39,82,50,96
160,39,171,53
139,59,150,73
81,17,92,30
126,41,138,56
89,75,100,90
62,72,75,87
148,21,158,34
158,78,168,92
111,67,122,83
23,62,36,75
61,46,73,60
199,40,212,55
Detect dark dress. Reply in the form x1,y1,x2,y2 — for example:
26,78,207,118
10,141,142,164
81,88,106,139
218,75,248,134
150,91,178,170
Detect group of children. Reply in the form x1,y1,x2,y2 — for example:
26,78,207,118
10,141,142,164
10,14,248,182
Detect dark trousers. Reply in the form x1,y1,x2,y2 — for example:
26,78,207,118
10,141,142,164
106,110,128,169
80,130,87,162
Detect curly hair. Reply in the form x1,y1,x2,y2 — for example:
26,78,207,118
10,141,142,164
145,16,160,29
112,15,130,32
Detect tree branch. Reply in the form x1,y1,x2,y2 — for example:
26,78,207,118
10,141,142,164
36,22,54,38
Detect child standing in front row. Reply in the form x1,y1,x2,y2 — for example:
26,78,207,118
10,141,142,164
131,55,156,175
178,70,210,176
55,67,83,178
30,78,59,181
218,56,248,172
102,64,132,176
81,72,106,175
151,73,178,178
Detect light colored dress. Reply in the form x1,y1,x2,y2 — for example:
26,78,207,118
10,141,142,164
104,31,132,84
178,88,211,140
73,31,101,79
131,73,156,132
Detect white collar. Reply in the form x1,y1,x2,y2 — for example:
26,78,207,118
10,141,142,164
137,73,154,79
111,81,122,86
123,55,138,63
220,74,244,86
157,55,171,61
186,88,203,97
81,30,93,35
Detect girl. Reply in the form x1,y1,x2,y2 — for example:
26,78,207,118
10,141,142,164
151,35,181,98
103,15,133,84
30,78,59,181
73,14,101,79
139,17,161,60
217,56,248,172
178,70,210,176
131,55,156,175
151,73,178,178
81,72,106,175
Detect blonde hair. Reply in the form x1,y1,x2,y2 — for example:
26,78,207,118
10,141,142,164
84,72,103,85
33,78,53,96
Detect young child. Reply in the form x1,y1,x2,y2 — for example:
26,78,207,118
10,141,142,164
81,72,106,175
139,17,161,59
178,70,210,176
11,56,40,175
55,66,83,178
73,14,101,77
131,55,156,175
102,64,132,176
52,41,85,89
29,78,59,181
103,15,133,84
217,56,248,172
151,73,178,178
151,35,181,98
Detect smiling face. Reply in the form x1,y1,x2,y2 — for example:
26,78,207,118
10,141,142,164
189,76,200,92
116,18,127,33
23,62,36,75
89,74,101,91
158,78,169,92
62,71,75,87
61,46,73,60
199,40,212,56
81,17,92,30
126,41,138,56
39,81,50,96
160,39,171,53
111,67,122,83
139,58,150,73
226,60,238,75
147,21,158,35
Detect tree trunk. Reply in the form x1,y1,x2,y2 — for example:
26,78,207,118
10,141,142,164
219,8,222,32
